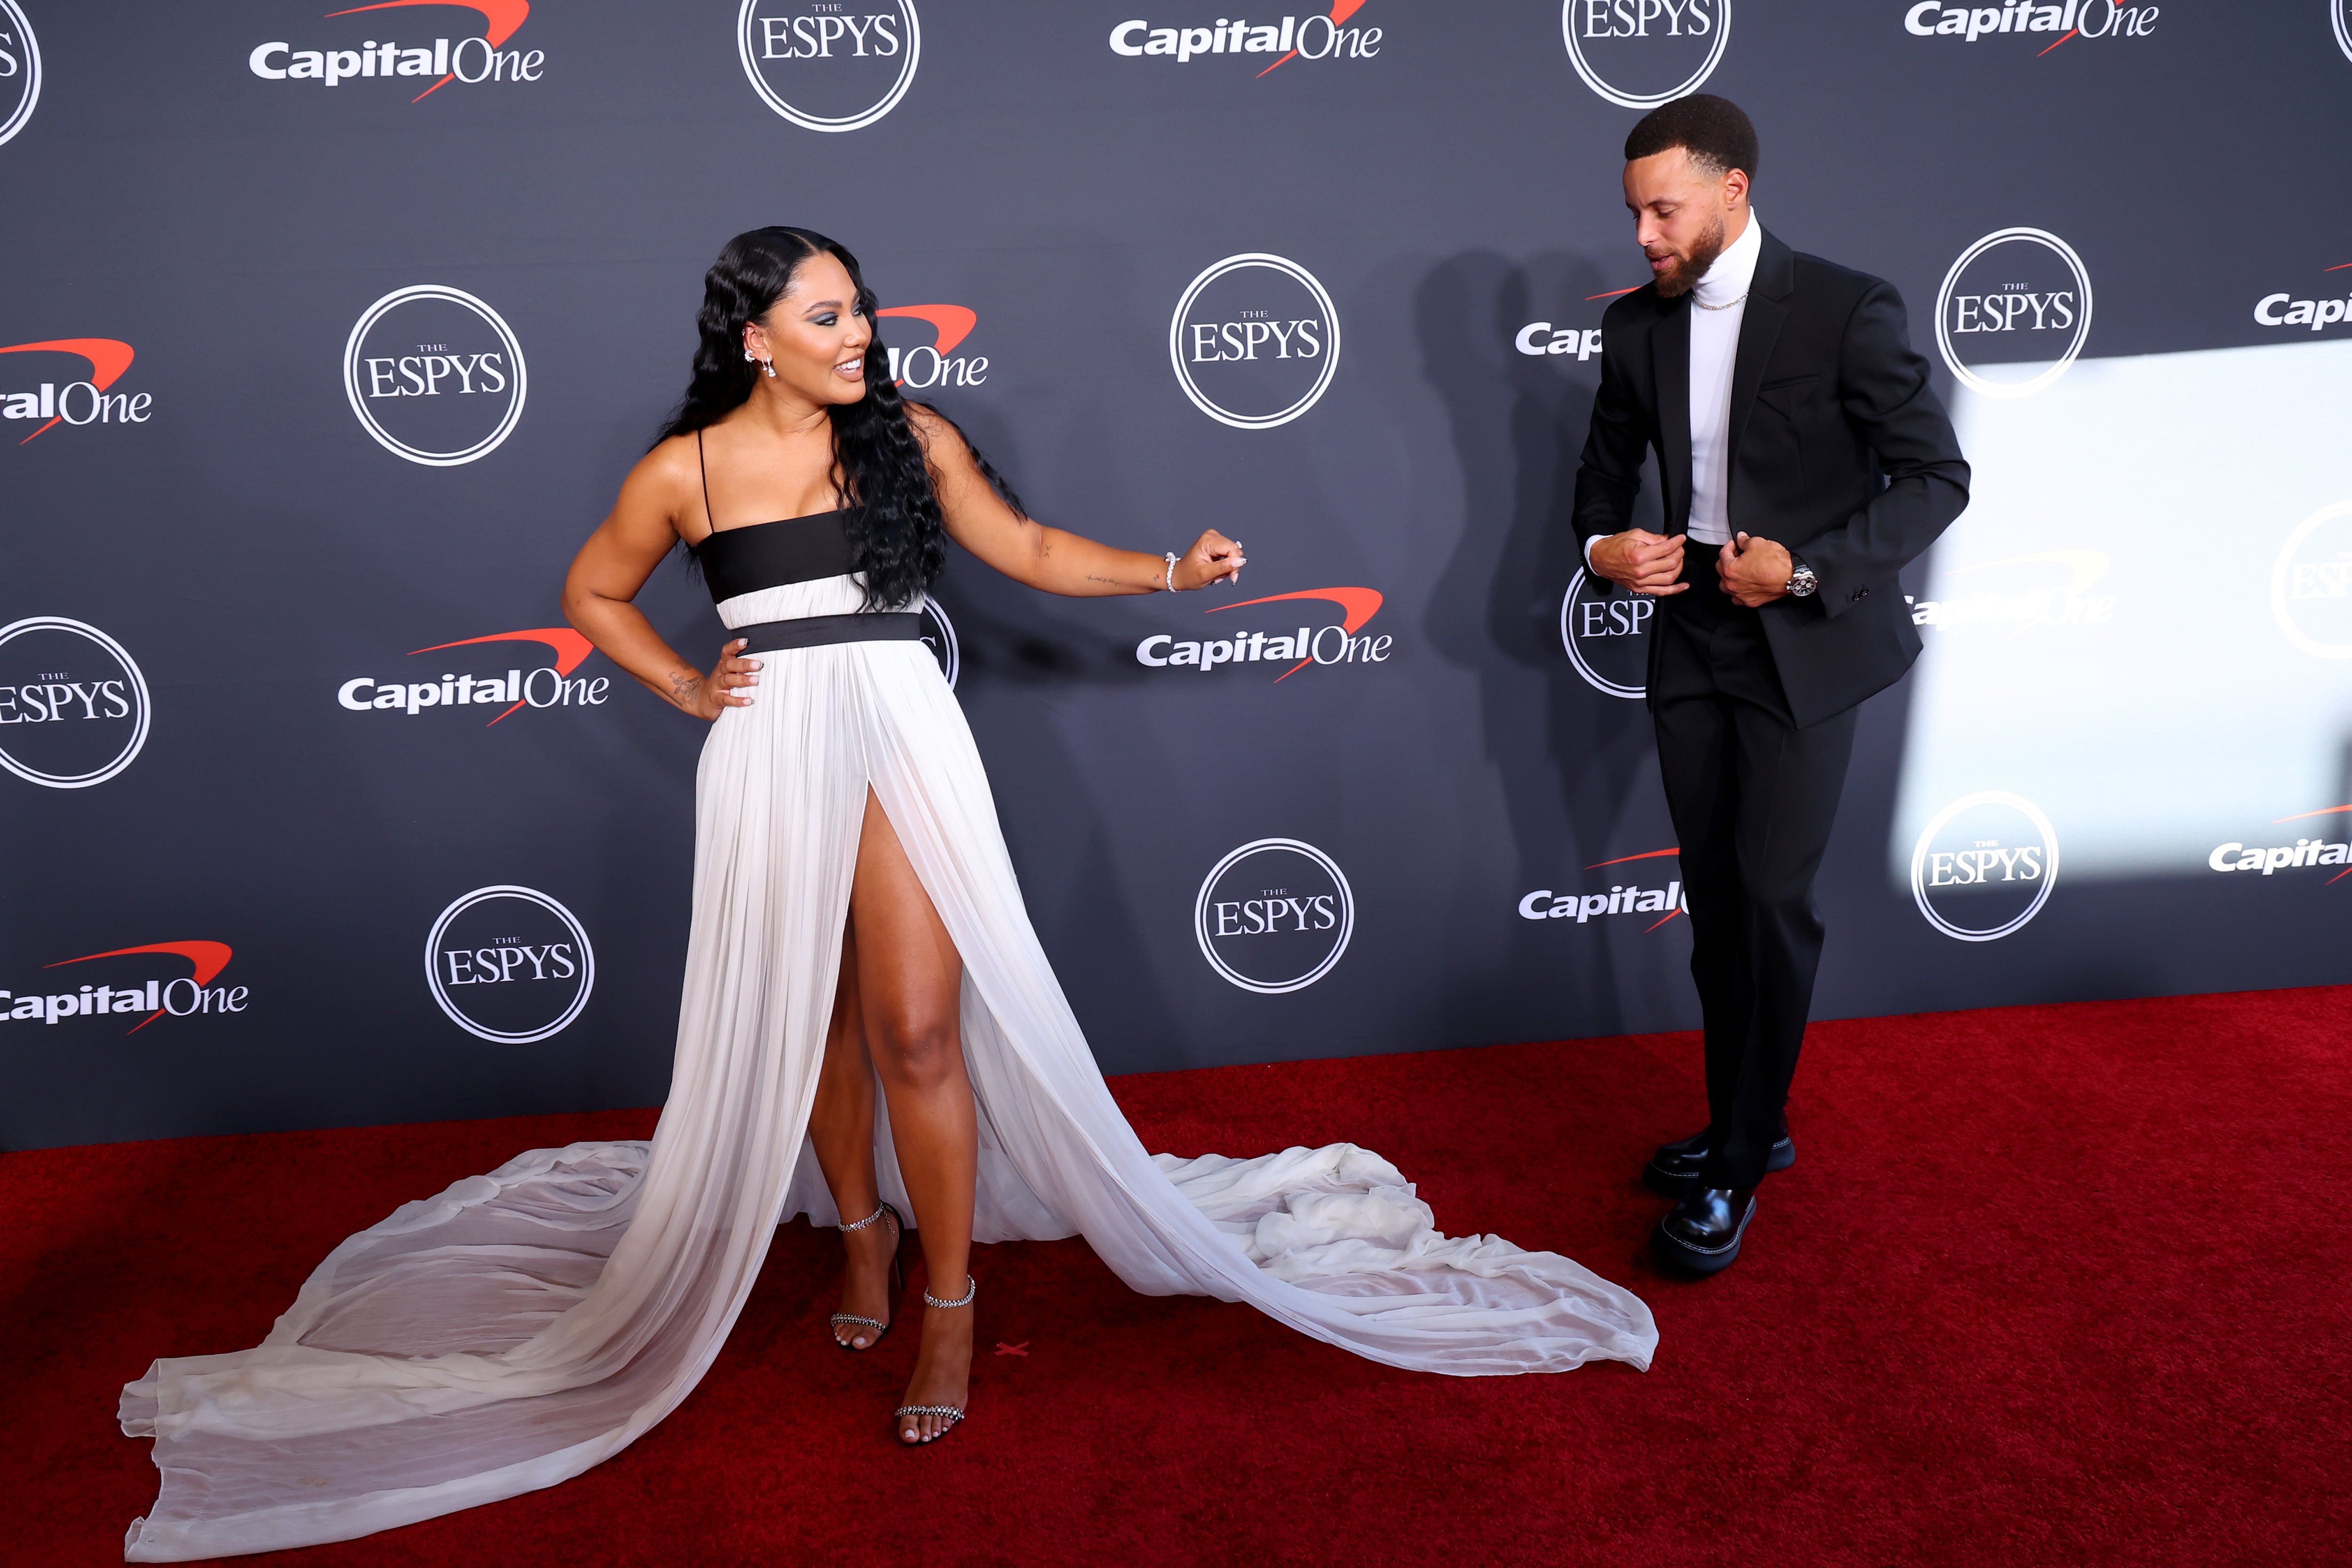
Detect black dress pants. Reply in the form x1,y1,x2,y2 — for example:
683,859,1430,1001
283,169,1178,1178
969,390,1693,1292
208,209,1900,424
1651,554,1856,1189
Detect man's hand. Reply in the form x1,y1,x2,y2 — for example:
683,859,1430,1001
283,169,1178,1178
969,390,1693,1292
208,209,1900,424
1590,529,1688,596
1717,532,1793,608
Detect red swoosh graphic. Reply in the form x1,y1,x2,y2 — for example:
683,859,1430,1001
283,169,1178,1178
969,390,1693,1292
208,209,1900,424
1212,587,1383,682
1587,286,1641,301
2273,804,2352,823
410,627,594,725
1,338,136,445
1260,0,1369,76
2326,263,2352,273
877,305,977,358
47,941,234,1033
1587,847,1678,869
328,1,529,100
2036,27,2078,55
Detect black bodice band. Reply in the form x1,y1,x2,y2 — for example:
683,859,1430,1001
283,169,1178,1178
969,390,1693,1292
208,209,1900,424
693,511,858,604
730,613,925,654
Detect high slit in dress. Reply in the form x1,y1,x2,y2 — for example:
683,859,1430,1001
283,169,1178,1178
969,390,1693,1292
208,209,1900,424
117,505,1657,1562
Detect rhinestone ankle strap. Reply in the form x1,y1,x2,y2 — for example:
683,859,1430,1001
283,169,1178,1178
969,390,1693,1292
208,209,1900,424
837,1202,893,1234
923,1274,977,1310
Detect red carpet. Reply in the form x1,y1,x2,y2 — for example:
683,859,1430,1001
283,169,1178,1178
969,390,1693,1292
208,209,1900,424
7,988,2349,1566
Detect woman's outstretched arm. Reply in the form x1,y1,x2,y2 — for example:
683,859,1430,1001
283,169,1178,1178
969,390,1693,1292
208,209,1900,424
562,439,762,720
912,405,1244,597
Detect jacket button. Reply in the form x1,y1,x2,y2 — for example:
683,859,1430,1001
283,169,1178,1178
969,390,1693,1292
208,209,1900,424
1851,587,1868,601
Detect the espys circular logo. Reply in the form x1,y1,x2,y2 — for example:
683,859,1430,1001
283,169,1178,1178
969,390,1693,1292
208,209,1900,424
1560,0,1729,110
0,0,40,148
2272,499,2352,659
918,598,960,688
1169,254,1340,430
1559,569,1653,698
738,0,918,132
1934,228,2093,398
343,285,526,466
2336,0,2352,65
425,886,594,1043
1194,838,1353,994
0,617,150,789
1909,792,2059,942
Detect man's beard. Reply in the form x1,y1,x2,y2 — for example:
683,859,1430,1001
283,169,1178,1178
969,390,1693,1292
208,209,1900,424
1653,212,1729,299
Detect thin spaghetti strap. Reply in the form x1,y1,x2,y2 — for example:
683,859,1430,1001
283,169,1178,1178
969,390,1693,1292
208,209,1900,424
695,428,715,535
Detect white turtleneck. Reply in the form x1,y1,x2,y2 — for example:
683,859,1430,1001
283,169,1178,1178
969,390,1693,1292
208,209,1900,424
1584,207,1764,567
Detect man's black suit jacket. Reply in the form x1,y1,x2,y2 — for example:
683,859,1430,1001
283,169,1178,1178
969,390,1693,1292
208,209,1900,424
1573,229,1971,728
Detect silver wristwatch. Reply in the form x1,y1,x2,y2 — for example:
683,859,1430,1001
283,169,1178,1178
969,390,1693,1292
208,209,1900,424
1784,560,1819,598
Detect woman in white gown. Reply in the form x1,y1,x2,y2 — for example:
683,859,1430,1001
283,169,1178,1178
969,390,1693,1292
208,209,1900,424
115,229,1655,1560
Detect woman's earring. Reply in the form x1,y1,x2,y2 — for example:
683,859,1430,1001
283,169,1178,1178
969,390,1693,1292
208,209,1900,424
742,349,755,363
760,358,776,379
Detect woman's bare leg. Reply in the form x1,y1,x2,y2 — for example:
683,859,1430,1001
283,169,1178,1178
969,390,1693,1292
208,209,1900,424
848,788,977,1444
807,926,898,1348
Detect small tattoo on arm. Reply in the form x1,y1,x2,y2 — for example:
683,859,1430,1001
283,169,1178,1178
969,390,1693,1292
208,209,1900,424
667,671,701,710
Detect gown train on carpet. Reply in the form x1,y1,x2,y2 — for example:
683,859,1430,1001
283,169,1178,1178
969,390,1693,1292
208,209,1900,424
119,574,1656,1561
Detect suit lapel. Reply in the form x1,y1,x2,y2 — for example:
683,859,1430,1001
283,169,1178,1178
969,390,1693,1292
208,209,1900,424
1725,230,1796,478
1652,294,1692,533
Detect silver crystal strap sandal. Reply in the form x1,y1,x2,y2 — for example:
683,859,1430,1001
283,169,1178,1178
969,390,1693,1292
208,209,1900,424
828,1201,903,1351
895,1274,976,1445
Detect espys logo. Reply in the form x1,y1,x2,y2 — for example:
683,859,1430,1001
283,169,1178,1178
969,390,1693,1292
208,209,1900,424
1934,227,2092,398
2338,0,2352,64
425,885,593,1043
1909,791,2058,941
1909,550,2116,632
2272,500,2352,659
1,940,246,1033
738,0,918,132
338,627,608,721
1194,838,1353,994
0,617,149,789
876,304,987,391
1518,846,1686,929
1,339,149,445
918,599,959,687
2208,804,2352,884
1135,587,1390,679
2252,263,2352,335
1560,570,1652,698
1108,4,1382,73
344,285,525,466
0,0,40,148
1561,0,1729,111
1168,254,1340,430
1902,0,2157,47
249,1,544,102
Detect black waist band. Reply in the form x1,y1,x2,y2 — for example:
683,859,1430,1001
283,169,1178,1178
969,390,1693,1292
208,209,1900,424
730,612,925,654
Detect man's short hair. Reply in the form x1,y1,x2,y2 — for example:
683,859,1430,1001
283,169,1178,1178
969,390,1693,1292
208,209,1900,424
1623,94,1758,183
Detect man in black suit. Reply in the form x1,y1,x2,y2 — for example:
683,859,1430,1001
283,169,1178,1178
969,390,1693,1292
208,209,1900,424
1573,96,1970,1274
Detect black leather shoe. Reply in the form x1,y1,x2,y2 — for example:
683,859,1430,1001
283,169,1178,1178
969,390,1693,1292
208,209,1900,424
1654,1186,1756,1274
1643,1127,1794,1196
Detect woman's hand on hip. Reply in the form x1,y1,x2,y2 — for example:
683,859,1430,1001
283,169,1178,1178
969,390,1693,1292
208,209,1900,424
675,638,761,721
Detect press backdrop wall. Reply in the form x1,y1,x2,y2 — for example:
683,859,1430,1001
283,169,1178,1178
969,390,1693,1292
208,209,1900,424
5,1,2349,1150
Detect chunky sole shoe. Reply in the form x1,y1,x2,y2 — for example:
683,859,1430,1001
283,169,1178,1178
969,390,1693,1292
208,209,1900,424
1653,1192,1756,1275
1643,1133,1795,1197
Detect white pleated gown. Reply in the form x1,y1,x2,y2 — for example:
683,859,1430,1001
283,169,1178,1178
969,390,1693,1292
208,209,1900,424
119,572,1657,1561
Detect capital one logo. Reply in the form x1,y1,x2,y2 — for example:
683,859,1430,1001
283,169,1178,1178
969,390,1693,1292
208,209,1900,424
1195,838,1353,994
1,339,149,445
249,2,545,102
344,285,525,465
425,885,593,1043
1169,254,1340,430
1560,569,1652,698
1107,4,1382,73
1136,587,1390,679
1909,549,2117,633
738,0,918,132
0,617,149,789
2272,500,2352,659
1,940,246,1034
0,0,40,148
2252,263,2352,335
877,304,987,391
338,627,608,721
1518,846,1686,929
2208,804,2352,884
1902,0,2158,47
1561,0,1729,111
1909,791,2058,941
1934,228,2092,398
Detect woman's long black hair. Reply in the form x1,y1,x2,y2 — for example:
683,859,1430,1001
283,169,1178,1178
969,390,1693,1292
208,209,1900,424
655,226,1022,610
